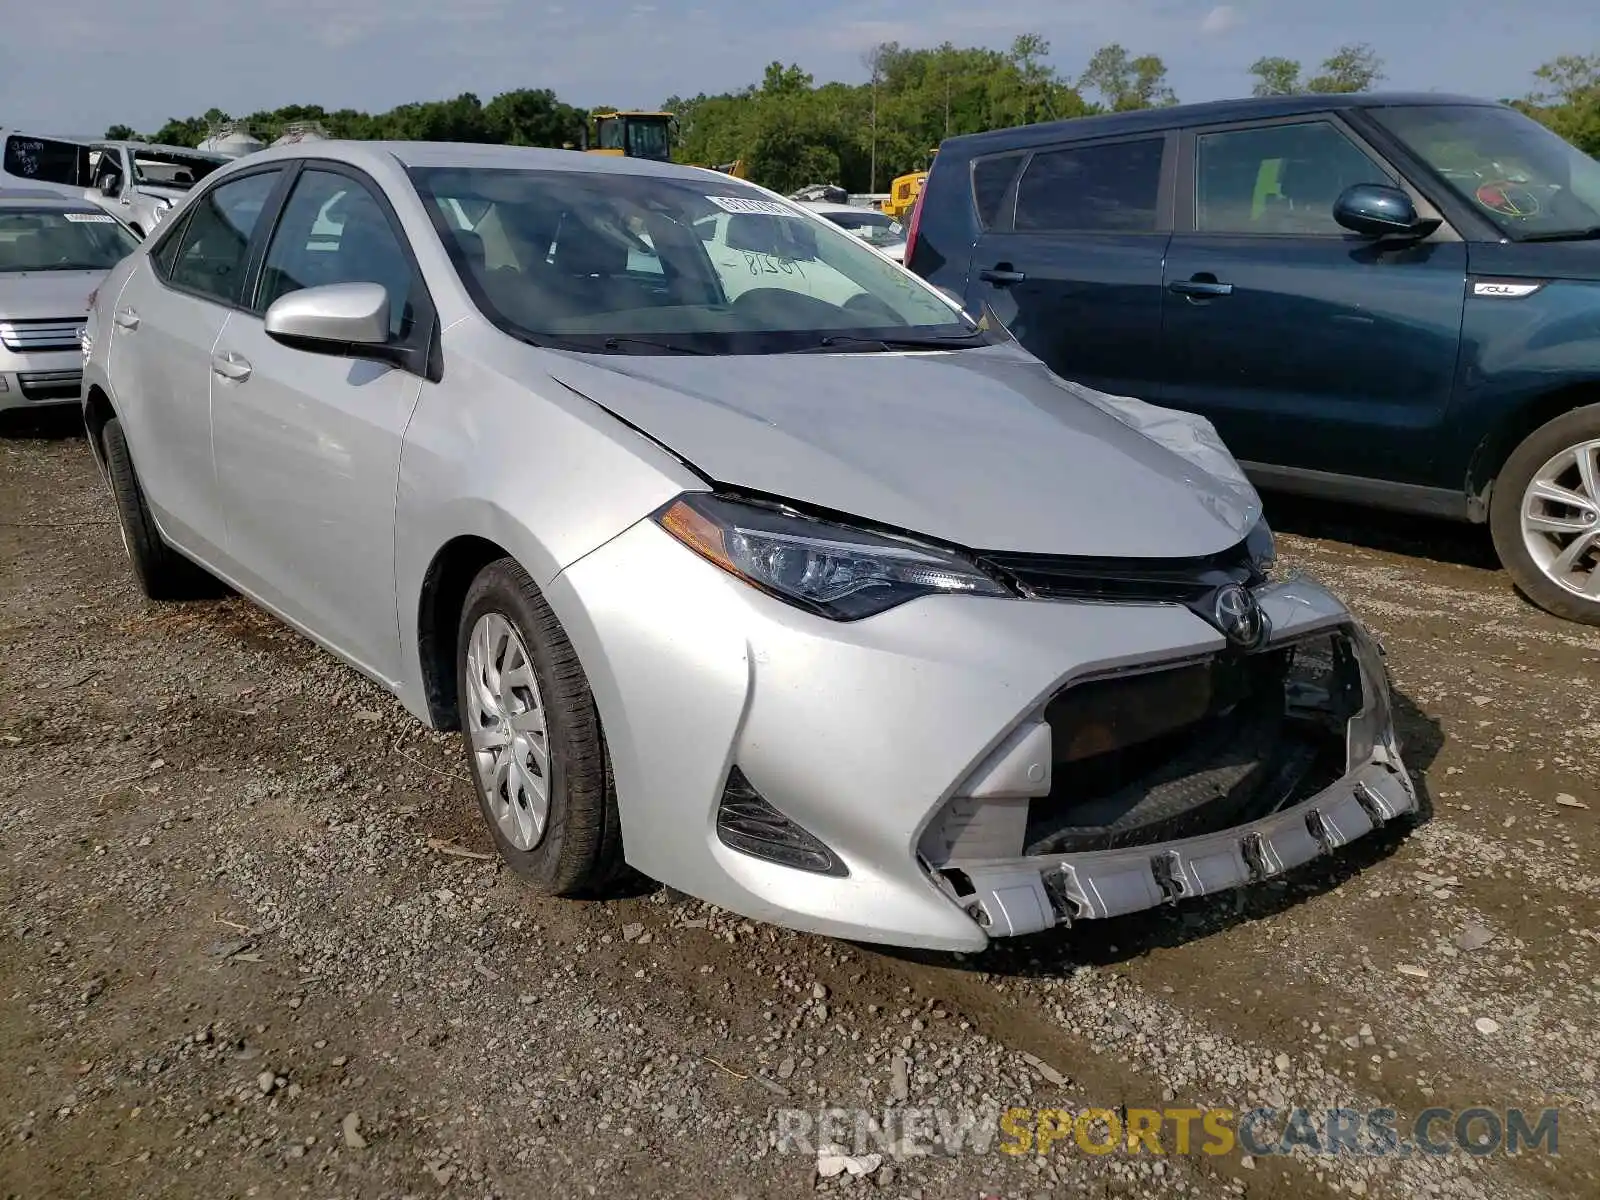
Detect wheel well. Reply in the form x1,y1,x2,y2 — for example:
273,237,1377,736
1468,385,1600,517
417,535,510,730
84,386,116,463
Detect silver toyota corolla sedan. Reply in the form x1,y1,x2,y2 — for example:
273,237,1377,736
81,142,1418,951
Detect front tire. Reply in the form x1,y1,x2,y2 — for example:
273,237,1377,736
455,558,624,895
1490,404,1600,625
101,416,216,601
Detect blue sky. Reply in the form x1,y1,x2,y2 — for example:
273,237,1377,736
4,0,1595,137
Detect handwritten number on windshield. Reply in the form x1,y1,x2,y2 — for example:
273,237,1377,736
742,251,804,278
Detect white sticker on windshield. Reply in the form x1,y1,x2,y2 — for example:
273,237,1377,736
706,195,795,217
64,212,115,223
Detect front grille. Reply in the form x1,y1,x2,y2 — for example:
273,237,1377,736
17,369,82,401
0,319,86,354
1022,630,1360,855
975,539,1261,604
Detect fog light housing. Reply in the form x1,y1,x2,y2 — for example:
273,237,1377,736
1345,623,1395,767
716,767,847,877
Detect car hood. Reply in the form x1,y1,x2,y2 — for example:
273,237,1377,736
0,270,102,321
548,343,1261,557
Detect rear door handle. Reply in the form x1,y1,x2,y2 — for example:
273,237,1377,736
1169,279,1234,297
210,352,252,382
979,266,1027,286
113,308,139,330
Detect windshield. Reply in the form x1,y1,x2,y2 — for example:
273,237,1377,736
1372,104,1600,240
0,208,137,272
130,150,224,192
626,120,671,162
821,209,905,248
410,166,986,354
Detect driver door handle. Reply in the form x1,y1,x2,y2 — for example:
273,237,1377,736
113,308,139,331
210,351,252,382
1169,277,1234,298
979,265,1027,286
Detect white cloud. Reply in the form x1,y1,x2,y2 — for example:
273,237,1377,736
1200,5,1241,36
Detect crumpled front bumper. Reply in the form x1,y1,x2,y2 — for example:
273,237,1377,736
550,519,1415,952
956,758,1414,937
943,617,1417,939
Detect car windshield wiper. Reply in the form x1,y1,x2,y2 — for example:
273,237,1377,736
798,330,987,353
509,330,710,356
599,335,710,356
1515,225,1600,243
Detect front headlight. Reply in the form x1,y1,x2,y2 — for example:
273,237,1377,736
654,493,1010,620
1245,518,1277,581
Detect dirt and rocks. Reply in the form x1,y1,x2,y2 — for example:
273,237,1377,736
2,411,1597,1199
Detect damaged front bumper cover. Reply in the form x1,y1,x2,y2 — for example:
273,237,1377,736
930,614,1419,939
955,758,1417,936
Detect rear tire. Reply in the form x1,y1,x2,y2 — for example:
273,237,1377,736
1490,403,1600,625
101,416,216,601
456,557,625,896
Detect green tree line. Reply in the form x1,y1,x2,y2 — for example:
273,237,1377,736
112,40,1599,195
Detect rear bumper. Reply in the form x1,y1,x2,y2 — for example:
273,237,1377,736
551,519,1414,952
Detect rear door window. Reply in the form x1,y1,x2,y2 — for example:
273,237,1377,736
1014,138,1165,233
3,134,90,187
166,170,281,306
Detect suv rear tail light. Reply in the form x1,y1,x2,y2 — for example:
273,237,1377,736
903,180,928,270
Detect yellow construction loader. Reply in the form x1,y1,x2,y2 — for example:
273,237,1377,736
580,111,747,180
583,111,675,162
881,149,938,221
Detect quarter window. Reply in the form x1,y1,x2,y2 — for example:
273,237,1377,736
1195,122,1393,235
3,134,90,187
167,171,280,305
1014,139,1164,233
971,153,1024,228
257,169,416,338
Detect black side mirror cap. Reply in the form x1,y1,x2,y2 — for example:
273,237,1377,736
1334,183,1441,240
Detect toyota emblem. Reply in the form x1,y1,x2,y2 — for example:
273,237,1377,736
1213,583,1266,649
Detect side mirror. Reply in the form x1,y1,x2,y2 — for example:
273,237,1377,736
1334,184,1441,240
99,174,121,197
264,282,390,353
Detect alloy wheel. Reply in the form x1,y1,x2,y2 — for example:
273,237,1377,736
464,612,551,850
1520,438,1600,599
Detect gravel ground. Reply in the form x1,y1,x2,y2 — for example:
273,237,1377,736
2,410,1596,1199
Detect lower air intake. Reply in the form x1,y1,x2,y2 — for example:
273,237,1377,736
716,767,848,877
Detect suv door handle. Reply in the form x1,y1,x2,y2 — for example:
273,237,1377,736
210,352,252,382
113,308,139,330
979,265,1026,286
1169,277,1234,298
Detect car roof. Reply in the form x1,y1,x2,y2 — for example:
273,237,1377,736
225,140,750,185
938,91,1501,157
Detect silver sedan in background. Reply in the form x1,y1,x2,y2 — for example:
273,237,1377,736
0,188,137,415
81,142,1417,950
800,200,907,261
